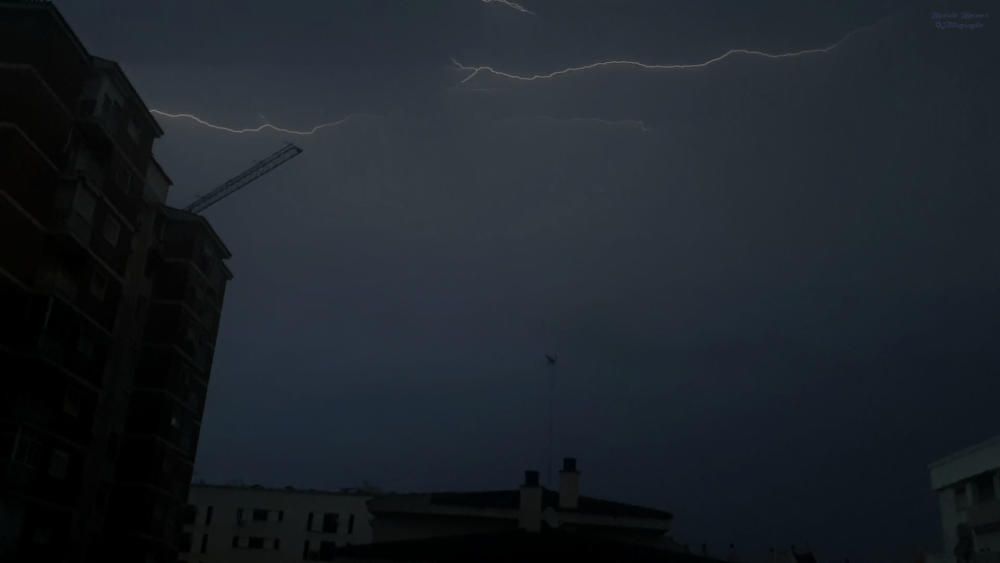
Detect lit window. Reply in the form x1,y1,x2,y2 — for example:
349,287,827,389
73,187,97,223
103,216,120,246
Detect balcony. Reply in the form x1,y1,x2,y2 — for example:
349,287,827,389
0,285,110,388
0,65,74,167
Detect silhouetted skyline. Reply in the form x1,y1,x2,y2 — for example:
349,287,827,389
49,1,1000,561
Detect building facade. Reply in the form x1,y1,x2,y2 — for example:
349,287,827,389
0,2,232,562
929,435,1000,563
179,484,374,563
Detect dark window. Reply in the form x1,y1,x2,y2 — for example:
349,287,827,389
205,505,214,526
232,536,239,548
976,472,996,502
322,513,338,534
200,533,208,554
278,510,284,522
179,532,192,552
319,541,337,560
252,509,268,522
182,505,197,524
306,512,313,531
107,432,119,459
248,537,265,549
303,540,311,559
237,508,244,523
348,514,355,534
274,538,281,550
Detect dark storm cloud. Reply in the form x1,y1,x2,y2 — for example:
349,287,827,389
53,1,999,561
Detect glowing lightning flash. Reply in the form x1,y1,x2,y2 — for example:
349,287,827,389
149,110,371,136
481,0,535,16
453,21,879,84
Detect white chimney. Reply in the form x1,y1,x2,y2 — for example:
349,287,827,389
518,470,542,532
558,457,579,510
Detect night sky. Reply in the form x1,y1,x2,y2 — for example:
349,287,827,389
54,1,998,561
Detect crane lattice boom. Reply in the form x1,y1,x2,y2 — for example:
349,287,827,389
184,143,303,214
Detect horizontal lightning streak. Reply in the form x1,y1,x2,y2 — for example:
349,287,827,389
453,21,879,84
149,110,371,136
481,0,535,16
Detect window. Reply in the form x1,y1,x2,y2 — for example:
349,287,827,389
63,387,82,418
107,432,119,458
237,508,244,523
248,537,265,549
103,216,120,246
306,512,314,531
348,514,355,534
273,538,281,550
232,536,239,548
90,270,108,300
322,513,338,534
303,540,311,559
31,527,52,545
14,434,42,468
127,120,140,143
278,510,284,522
48,449,69,480
205,505,214,526
319,541,337,560
77,334,95,359
252,509,269,522
179,532,192,553
976,472,996,502
956,485,970,510
200,533,208,554
182,505,197,525
73,187,97,223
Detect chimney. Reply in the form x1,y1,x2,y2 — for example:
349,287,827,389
558,457,580,509
518,470,542,532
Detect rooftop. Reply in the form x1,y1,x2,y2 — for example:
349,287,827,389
336,529,713,562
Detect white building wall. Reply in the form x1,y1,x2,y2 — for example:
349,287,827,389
929,436,1000,563
179,485,373,563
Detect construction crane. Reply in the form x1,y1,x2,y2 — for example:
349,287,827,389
184,143,303,214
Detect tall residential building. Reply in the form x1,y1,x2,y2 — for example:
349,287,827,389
928,435,1000,563
0,2,232,562
180,484,374,563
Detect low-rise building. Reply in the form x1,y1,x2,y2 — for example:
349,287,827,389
367,458,682,551
928,435,1000,563
179,484,374,563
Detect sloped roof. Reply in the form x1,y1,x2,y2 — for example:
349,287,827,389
374,488,672,520
337,529,713,562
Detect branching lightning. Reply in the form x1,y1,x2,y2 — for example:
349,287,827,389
481,0,535,16
149,110,374,136
453,21,879,84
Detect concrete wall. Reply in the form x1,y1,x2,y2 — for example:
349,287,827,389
179,486,373,563
930,436,1000,562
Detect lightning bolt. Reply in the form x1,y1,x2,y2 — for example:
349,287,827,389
453,20,880,84
481,0,535,16
149,110,374,136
